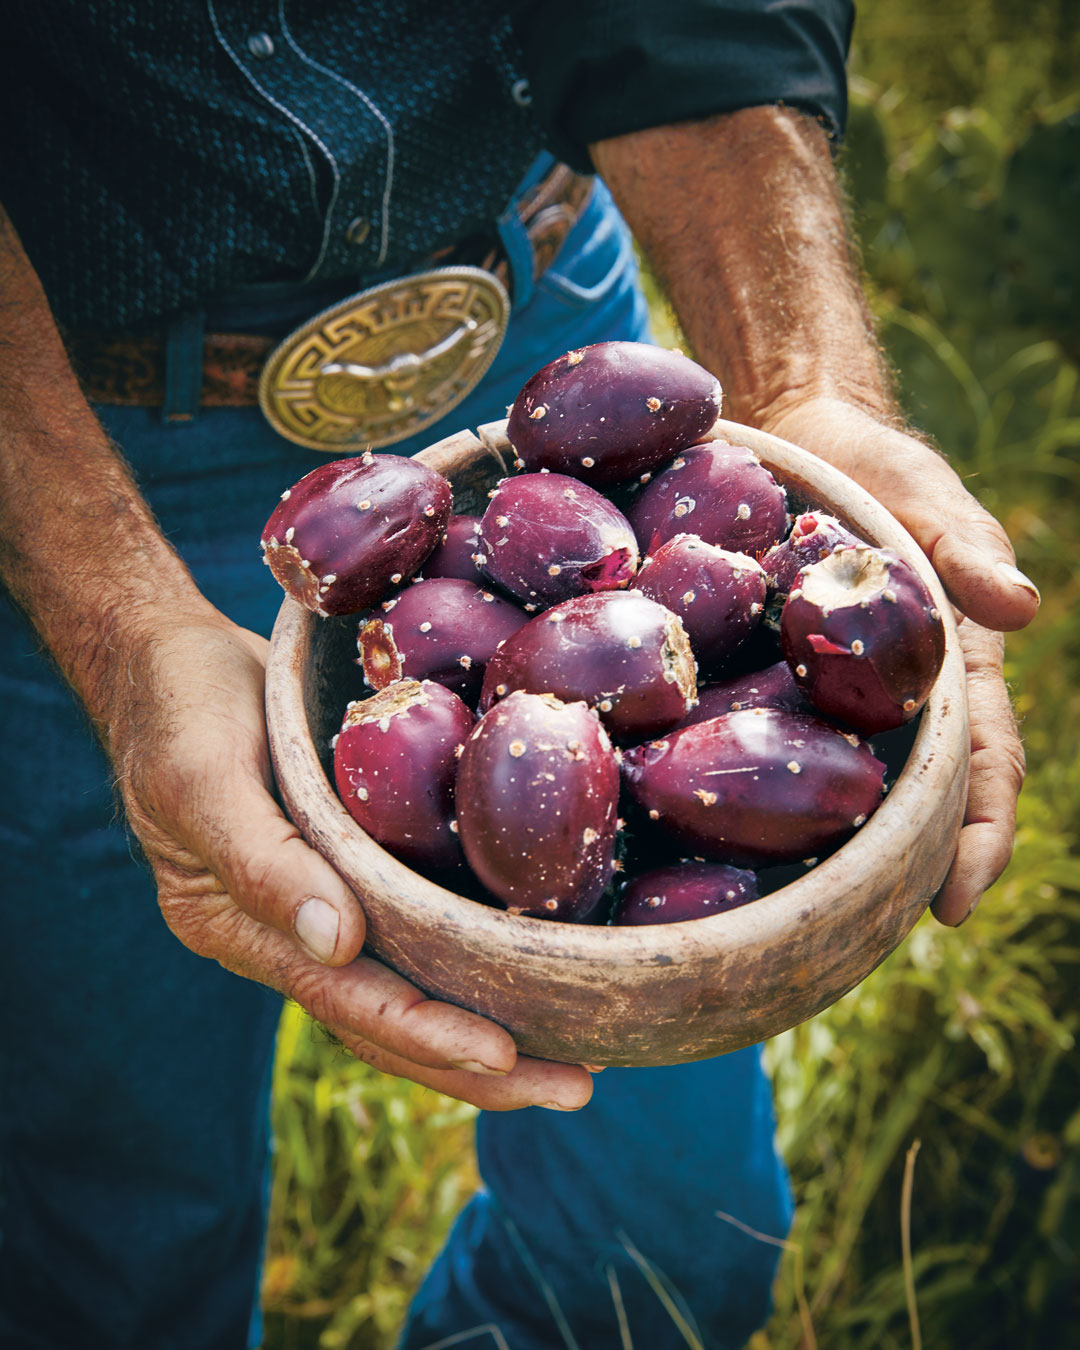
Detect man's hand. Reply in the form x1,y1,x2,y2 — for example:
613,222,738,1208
761,399,1035,925
0,205,590,1112
107,614,593,1111
591,106,1039,927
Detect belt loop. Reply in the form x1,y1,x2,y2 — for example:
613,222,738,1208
495,151,556,310
162,310,205,424
496,205,536,311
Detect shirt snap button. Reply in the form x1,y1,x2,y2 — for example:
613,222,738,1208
346,216,372,246
247,32,275,59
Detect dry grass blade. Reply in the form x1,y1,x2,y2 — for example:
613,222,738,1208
901,1139,923,1350
615,1229,705,1350
605,1263,634,1350
714,1210,816,1350
415,1326,511,1350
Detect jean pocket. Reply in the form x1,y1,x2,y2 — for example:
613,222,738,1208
536,182,639,312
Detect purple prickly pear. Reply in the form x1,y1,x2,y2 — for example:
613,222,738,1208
781,546,946,736
632,534,766,672
479,590,697,743
611,861,759,925
358,577,529,705
507,340,723,487
760,511,864,595
476,472,638,610
676,660,810,729
622,707,886,866
455,691,620,919
417,514,483,582
626,441,788,559
332,679,475,872
261,453,452,616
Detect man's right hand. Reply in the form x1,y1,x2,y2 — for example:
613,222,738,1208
107,611,593,1113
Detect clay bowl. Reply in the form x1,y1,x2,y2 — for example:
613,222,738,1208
266,418,969,1067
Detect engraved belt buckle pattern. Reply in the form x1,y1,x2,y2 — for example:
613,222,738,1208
258,266,510,452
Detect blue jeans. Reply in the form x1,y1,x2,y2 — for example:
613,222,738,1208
0,176,791,1349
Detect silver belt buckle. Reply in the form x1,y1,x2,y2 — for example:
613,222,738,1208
258,266,510,452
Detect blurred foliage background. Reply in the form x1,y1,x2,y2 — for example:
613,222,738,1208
262,3,1080,1346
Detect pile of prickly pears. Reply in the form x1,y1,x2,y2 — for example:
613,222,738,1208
262,342,946,927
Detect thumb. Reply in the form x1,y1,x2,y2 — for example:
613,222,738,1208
925,511,1040,632
201,773,368,966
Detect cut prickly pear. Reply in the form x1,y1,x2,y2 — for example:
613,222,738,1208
359,578,529,704
760,512,864,594
622,707,886,866
261,454,452,616
507,341,722,486
781,546,946,736
611,861,759,925
332,680,474,872
477,472,638,610
479,590,697,742
626,441,788,559
455,691,620,919
632,534,766,672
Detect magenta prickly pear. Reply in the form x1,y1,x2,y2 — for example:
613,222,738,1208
261,453,452,615
479,590,697,742
417,514,483,582
507,340,723,487
359,577,529,705
332,679,474,872
477,472,638,610
760,511,864,595
781,546,946,736
632,534,766,672
626,441,788,559
455,691,620,919
676,660,810,729
622,707,886,866
611,861,759,925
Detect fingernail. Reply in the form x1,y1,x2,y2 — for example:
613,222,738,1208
451,1059,510,1077
997,562,1040,606
294,897,340,963
583,1064,606,1073
539,1100,583,1112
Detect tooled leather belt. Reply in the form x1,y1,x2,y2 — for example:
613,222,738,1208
65,163,594,452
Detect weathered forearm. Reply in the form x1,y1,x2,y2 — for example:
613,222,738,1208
590,104,896,427
0,206,215,734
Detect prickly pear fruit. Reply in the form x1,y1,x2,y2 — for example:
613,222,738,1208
760,512,864,595
455,691,620,919
332,679,474,872
417,514,483,582
632,535,766,672
622,707,886,866
676,660,810,729
507,341,723,487
359,578,529,704
479,591,697,742
626,441,788,559
477,472,638,610
611,861,759,925
261,454,452,616
781,546,946,736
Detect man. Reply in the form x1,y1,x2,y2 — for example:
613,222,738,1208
0,4,1036,1347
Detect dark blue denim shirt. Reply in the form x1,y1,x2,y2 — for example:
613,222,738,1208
0,1,851,331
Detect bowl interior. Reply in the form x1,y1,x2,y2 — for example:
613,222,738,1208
268,420,969,1065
